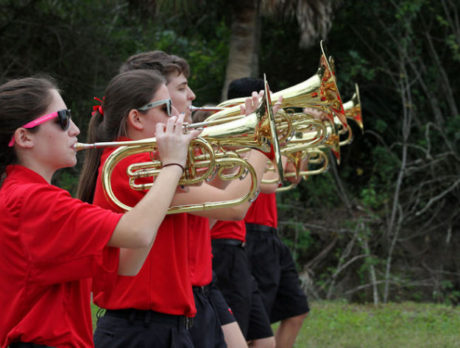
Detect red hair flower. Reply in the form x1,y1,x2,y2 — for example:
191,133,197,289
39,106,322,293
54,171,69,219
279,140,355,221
91,96,105,116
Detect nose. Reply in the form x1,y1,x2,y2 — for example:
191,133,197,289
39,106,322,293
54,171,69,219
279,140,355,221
69,119,80,136
187,87,196,101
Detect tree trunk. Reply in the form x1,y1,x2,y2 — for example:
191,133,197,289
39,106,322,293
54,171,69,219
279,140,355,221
221,1,260,100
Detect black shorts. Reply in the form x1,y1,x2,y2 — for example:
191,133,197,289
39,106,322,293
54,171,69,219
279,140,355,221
190,285,227,348
93,309,194,348
208,272,236,325
245,224,310,323
212,238,273,340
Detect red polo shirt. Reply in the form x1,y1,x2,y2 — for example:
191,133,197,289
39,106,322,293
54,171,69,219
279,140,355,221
0,165,121,348
210,220,246,242
188,214,212,287
92,143,196,317
244,192,278,228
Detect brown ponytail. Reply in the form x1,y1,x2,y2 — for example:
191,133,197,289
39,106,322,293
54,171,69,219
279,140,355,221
76,69,165,203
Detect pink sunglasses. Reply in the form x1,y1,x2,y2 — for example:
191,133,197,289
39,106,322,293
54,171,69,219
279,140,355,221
8,109,72,147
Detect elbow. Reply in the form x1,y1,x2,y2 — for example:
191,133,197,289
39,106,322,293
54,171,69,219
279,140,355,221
131,227,156,248
226,203,250,221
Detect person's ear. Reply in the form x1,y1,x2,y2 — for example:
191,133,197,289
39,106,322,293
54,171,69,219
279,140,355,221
14,128,34,148
126,109,144,131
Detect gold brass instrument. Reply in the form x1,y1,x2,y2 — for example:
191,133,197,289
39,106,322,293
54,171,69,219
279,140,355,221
190,105,226,113
75,137,259,213
262,147,330,192
212,41,346,128
277,149,330,192
270,83,364,191
74,76,282,212
261,111,339,188
340,83,363,145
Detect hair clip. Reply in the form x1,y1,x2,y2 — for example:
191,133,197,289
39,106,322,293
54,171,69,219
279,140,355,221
91,96,105,117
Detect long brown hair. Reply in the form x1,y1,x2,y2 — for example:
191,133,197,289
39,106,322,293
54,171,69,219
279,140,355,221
76,69,165,203
0,76,57,182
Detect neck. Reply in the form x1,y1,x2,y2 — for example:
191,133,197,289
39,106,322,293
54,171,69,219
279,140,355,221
127,128,150,141
16,155,55,184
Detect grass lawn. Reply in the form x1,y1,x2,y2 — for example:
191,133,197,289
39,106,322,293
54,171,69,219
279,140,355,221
91,301,460,347
286,301,460,348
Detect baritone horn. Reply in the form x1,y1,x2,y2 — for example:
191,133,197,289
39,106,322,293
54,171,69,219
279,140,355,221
76,137,259,213
211,41,347,128
339,83,363,145
74,75,282,212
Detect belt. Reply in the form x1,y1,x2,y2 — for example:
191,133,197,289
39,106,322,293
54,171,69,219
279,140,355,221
212,238,246,248
193,283,211,295
105,309,194,330
245,223,277,234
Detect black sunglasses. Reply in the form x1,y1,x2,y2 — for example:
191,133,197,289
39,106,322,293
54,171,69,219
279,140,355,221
8,109,72,147
54,109,72,131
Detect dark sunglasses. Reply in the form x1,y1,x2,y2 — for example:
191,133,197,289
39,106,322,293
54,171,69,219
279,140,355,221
8,109,72,147
138,99,173,117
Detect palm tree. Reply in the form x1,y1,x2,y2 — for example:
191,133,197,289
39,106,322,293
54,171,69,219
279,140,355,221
131,0,337,99
221,0,337,99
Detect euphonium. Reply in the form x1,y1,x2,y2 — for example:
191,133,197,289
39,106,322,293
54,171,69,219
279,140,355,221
277,149,330,192
75,137,260,213
211,41,347,128
344,84,363,130
197,75,284,180
335,84,363,146
74,76,282,212
277,83,363,189
262,147,330,192
259,110,338,190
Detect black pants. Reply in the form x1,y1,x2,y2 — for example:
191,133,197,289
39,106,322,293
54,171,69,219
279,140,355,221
211,239,273,340
189,286,227,348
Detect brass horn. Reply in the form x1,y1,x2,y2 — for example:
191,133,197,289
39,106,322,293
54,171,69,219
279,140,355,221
74,76,282,212
190,105,226,113
261,112,339,190
337,84,363,146
75,137,259,213
278,148,330,192
211,41,346,127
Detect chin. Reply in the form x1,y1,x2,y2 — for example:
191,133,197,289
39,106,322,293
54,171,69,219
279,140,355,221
65,156,78,168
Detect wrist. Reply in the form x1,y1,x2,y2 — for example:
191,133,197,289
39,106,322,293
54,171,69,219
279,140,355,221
162,162,185,172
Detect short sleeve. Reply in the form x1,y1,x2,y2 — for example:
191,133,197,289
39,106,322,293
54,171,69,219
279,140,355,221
18,184,122,285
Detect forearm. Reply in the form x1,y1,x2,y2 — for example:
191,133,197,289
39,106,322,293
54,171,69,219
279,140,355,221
175,150,268,220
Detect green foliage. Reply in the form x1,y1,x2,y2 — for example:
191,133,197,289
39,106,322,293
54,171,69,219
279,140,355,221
281,224,314,263
360,185,381,211
445,114,460,144
52,168,80,196
2,0,459,304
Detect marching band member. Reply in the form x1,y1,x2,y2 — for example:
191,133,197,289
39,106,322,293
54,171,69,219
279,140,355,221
0,75,196,348
77,68,271,348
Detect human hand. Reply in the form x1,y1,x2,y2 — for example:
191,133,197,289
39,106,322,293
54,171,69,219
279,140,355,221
303,107,329,122
239,90,264,116
273,96,283,115
156,113,201,168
